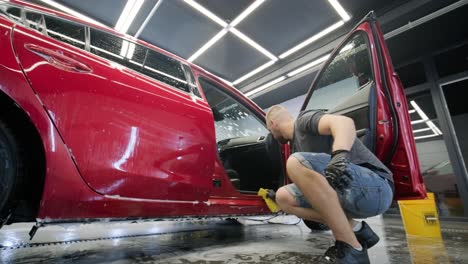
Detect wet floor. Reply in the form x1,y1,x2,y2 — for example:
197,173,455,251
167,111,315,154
0,215,467,263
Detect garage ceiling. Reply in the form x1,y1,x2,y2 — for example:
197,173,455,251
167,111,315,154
29,0,385,83
29,0,460,104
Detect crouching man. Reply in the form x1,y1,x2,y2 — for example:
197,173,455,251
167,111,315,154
266,105,394,264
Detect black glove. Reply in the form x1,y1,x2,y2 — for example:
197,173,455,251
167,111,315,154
266,189,276,201
324,150,352,194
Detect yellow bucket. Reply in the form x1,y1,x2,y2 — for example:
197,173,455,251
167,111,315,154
398,193,441,238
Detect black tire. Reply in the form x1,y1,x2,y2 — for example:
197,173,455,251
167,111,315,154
0,120,24,221
303,220,330,231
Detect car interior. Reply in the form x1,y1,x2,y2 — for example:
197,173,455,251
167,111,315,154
198,77,285,193
304,33,377,152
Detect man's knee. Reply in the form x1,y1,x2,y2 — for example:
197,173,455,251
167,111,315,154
286,156,303,179
275,187,297,210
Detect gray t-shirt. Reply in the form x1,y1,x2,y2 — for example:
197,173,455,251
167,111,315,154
291,110,393,183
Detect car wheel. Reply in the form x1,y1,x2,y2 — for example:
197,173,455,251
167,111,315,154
0,120,24,222
303,220,330,231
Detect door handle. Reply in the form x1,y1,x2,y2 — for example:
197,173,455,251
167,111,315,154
24,44,92,73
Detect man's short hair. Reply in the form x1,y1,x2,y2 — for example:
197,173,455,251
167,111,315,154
266,105,291,122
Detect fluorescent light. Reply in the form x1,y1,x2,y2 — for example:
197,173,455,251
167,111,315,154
188,29,228,62
408,109,416,114
245,76,286,97
120,41,136,58
218,77,233,86
411,119,427,125
113,127,138,170
410,100,443,136
115,0,144,33
135,0,165,38
40,0,106,27
115,0,137,32
327,0,350,21
183,0,227,27
233,60,276,85
339,43,354,53
120,41,129,57
184,0,276,65
427,121,443,135
230,28,277,61
279,21,344,59
230,0,265,27
128,43,136,58
287,54,330,77
413,128,432,133
415,134,439,140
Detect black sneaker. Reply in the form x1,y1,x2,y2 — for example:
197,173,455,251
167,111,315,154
321,240,370,264
354,221,379,249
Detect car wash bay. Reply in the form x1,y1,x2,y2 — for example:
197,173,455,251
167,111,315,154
1,0,468,263
1,216,467,263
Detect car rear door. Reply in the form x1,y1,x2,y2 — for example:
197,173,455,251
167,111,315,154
301,12,426,200
11,9,215,202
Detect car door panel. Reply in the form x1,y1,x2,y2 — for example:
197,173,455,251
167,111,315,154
328,81,375,150
12,18,214,202
328,81,371,115
301,12,426,200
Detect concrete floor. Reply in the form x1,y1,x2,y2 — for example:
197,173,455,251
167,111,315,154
0,215,467,263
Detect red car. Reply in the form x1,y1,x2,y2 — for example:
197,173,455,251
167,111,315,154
0,0,425,228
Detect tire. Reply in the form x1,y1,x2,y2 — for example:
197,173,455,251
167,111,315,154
303,220,330,231
0,120,24,221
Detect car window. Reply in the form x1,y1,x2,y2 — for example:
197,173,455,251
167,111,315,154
198,77,268,142
141,49,189,93
22,11,85,49
305,32,373,111
44,15,85,49
0,5,21,22
89,28,190,93
90,29,147,70
25,11,45,33
13,7,191,95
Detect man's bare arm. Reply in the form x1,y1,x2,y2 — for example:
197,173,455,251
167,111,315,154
317,114,356,151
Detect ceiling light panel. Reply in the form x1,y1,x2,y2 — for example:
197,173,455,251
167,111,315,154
184,0,277,83
184,0,228,27
138,0,223,59
233,60,276,85
245,76,286,97
279,20,344,59
327,0,350,21
230,0,265,27
230,28,278,61
410,100,443,141
40,0,106,26
115,0,145,33
186,0,349,85
287,54,330,77
188,29,229,62
193,32,272,81
135,0,165,38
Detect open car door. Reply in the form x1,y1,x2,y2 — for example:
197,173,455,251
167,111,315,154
301,12,426,200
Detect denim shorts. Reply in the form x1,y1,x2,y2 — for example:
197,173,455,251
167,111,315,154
285,152,394,218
